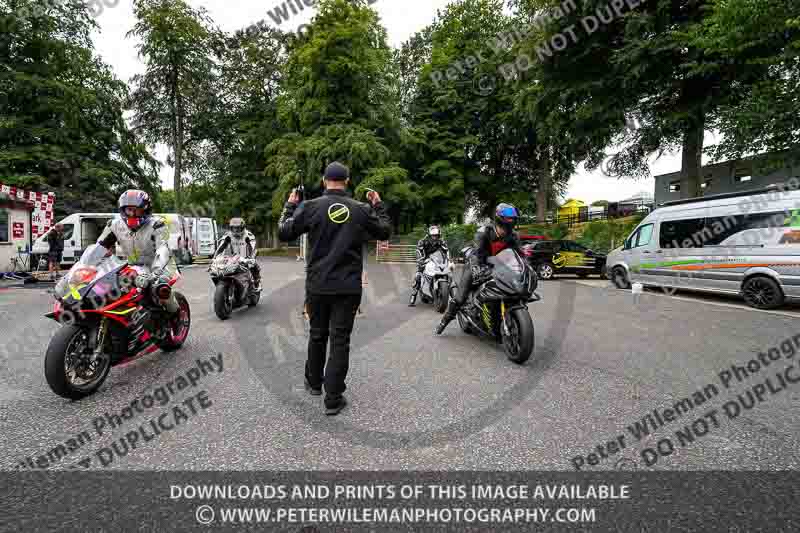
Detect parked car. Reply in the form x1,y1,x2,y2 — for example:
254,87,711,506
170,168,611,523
605,184,800,309
523,239,607,280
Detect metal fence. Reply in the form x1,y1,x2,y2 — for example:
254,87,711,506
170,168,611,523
554,206,653,227
375,241,417,263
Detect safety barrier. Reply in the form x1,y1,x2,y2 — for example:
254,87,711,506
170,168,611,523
376,241,417,263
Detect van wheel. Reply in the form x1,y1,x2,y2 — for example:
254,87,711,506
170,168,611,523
612,267,631,289
742,276,784,309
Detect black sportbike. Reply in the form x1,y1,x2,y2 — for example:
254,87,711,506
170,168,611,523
451,247,539,363
208,253,261,320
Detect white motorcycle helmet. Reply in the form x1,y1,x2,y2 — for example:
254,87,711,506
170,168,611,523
428,225,441,243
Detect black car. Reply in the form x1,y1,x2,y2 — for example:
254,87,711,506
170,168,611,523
522,240,607,280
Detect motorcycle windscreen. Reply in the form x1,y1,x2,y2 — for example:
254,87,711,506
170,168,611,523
429,250,447,264
488,249,527,296
54,245,126,301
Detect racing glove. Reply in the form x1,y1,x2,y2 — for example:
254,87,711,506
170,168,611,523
135,269,164,289
471,264,492,285
134,272,156,289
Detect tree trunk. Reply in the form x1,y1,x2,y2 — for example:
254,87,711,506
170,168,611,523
174,93,184,211
537,152,551,223
680,113,704,200
169,62,184,211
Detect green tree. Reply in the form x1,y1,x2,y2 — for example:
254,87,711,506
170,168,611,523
0,0,159,217
266,0,414,231
195,22,289,244
127,0,221,210
696,1,800,167
514,0,780,199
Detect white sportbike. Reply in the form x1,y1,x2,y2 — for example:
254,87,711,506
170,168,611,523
418,250,454,313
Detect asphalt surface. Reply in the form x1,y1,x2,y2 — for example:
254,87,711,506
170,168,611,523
1,257,799,471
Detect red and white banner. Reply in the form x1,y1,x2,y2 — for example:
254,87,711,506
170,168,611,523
0,183,55,240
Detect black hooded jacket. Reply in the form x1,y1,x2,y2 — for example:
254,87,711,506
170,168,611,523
278,189,392,294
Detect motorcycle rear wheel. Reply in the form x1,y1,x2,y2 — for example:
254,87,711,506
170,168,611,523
44,325,111,400
214,282,233,320
501,308,534,364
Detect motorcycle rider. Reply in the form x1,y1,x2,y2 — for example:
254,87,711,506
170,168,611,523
92,189,179,315
435,203,522,334
409,225,449,306
213,217,261,289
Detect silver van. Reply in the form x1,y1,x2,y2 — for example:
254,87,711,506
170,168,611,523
606,183,800,309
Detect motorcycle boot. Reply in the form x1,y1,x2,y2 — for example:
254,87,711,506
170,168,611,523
435,296,460,335
251,262,262,291
409,272,421,306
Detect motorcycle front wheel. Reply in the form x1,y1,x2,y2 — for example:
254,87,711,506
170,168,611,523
44,325,111,400
159,292,191,351
214,282,234,320
501,308,534,364
434,280,449,313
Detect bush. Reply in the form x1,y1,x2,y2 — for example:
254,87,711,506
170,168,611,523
576,215,646,254
518,223,569,239
443,223,478,256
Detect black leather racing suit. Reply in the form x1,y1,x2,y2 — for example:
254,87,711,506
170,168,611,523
438,225,523,328
412,236,449,294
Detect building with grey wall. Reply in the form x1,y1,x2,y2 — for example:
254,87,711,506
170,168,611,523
654,153,800,205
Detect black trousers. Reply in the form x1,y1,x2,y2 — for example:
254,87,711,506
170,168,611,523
305,292,362,402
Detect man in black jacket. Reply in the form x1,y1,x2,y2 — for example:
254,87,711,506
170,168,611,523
279,161,392,415
436,203,522,334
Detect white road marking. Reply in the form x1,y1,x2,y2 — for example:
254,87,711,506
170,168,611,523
564,278,800,318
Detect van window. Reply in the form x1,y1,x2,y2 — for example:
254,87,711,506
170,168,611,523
635,224,653,247
60,224,75,241
659,218,705,248
627,224,653,249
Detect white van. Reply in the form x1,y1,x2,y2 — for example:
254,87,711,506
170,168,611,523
606,183,800,309
189,217,218,257
153,213,192,264
32,213,116,266
34,212,193,267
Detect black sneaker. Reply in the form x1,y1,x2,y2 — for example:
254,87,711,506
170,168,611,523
325,396,347,415
304,378,322,396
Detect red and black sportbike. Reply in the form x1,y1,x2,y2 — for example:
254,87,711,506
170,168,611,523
44,244,191,399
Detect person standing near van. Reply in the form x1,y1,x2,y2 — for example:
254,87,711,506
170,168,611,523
46,224,64,280
278,161,391,415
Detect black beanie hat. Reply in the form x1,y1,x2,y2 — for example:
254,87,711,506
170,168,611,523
324,161,350,181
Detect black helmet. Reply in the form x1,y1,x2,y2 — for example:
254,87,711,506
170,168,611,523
230,217,245,238
118,190,152,231
494,203,519,233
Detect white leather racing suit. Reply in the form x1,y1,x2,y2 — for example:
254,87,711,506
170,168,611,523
215,231,255,259
214,231,260,285
94,216,179,313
